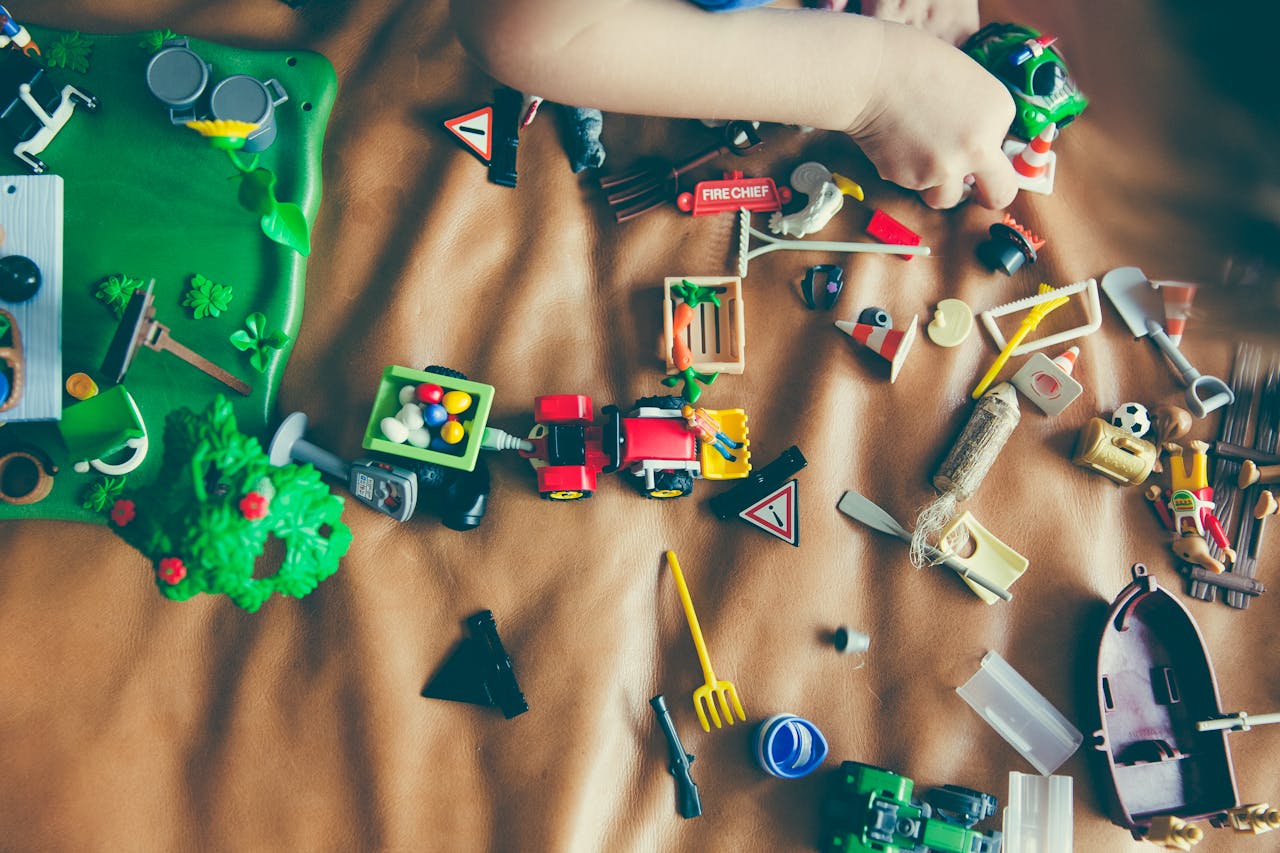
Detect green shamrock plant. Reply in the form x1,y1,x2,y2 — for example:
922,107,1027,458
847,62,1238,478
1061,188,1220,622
182,274,234,319
230,312,290,373
43,32,94,73
95,274,147,318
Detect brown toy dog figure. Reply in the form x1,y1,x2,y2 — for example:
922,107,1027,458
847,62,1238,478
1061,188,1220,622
1168,532,1228,574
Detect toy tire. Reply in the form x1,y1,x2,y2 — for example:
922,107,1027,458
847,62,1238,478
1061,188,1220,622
925,785,998,828
542,489,591,501
439,461,490,531
423,365,467,381
644,470,693,500
631,394,683,412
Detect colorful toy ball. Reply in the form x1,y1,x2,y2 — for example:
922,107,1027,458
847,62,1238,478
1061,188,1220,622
423,402,449,427
415,383,444,404
442,390,472,415
439,420,466,445
1111,402,1152,437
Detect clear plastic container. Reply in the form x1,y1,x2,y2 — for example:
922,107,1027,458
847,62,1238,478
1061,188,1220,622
956,650,1083,775
1003,772,1073,853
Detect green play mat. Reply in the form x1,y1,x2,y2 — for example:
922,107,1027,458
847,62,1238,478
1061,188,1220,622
0,28,336,522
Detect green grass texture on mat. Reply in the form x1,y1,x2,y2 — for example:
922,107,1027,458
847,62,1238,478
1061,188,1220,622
0,28,337,523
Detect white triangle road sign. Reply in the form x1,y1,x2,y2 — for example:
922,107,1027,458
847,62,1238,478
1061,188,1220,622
739,479,799,546
444,106,493,163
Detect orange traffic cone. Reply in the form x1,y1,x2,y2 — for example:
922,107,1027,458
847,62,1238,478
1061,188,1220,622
1153,281,1198,346
1052,346,1079,375
835,315,918,383
1003,123,1057,195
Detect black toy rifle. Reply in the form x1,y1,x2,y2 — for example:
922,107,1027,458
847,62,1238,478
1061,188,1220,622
650,694,702,820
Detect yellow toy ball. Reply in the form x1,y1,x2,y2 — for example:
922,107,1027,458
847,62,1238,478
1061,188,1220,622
440,420,465,445
441,390,472,415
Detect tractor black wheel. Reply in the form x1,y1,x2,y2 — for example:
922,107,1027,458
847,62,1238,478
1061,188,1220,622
631,395,684,412
925,785,998,828
642,470,693,499
423,365,467,381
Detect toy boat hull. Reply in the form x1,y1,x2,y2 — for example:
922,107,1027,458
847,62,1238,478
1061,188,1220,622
1093,565,1238,835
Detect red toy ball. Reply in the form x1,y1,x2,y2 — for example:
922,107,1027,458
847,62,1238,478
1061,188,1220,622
416,383,444,404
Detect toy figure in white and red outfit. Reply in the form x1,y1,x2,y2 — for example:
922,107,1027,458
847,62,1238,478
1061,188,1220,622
1146,440,1236,573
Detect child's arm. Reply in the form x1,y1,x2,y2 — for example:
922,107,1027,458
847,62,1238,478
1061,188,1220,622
450,0,1017,209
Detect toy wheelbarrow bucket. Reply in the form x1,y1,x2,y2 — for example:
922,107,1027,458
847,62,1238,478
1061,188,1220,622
697,408,751,480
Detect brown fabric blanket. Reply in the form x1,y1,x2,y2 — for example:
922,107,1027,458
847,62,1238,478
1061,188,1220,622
3,2,1277,851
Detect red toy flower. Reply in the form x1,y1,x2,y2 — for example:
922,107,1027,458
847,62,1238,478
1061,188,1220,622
158,557,187,585
239,492,270,520
110,499,136,527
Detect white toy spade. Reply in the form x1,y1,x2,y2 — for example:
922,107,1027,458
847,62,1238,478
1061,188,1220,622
1101,267,1233,418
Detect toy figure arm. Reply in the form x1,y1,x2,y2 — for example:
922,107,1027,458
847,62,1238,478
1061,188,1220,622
450,0,1018,209
1204,514,1235,562
1145,485,1175,531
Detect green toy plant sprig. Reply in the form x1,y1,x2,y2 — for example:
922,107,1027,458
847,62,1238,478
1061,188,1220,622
139,29,182,54
230,312,290,373
43,32,93,73
81,476,127,513
183,120,312,256
183,273,234,319
95,274,147,318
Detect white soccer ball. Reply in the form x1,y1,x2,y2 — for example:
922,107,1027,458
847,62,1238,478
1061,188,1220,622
1111,402,1151,437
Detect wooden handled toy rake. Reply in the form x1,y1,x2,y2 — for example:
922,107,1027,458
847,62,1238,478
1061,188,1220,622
665,550,745,732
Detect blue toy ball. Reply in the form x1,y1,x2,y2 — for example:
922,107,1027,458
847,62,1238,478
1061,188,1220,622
423,403,448,428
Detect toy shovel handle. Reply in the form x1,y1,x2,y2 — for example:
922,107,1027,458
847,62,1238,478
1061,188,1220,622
1144,319,1234,417
666,551,718,684
1186,375,1234,418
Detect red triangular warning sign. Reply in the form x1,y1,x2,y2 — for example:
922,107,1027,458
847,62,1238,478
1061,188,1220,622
444,105,493,163
739,479,799,546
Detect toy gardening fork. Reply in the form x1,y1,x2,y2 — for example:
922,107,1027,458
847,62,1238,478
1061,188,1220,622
665,550,745,732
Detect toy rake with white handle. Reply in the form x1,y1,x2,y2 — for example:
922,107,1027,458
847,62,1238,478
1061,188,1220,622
736,209,930,278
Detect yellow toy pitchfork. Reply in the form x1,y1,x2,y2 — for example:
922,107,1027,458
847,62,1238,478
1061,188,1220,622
665,550,745,732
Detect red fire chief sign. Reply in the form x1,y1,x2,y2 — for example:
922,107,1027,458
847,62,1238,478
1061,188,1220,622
677,172,791,216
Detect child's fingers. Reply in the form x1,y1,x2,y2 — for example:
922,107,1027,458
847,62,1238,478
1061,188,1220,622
968,156,1019,210
919,180,969,210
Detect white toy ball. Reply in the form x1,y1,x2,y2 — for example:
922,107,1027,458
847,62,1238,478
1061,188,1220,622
1111,402,1152,437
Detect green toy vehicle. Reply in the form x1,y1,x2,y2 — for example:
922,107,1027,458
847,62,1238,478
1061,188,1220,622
821,761,1002,853
963,23,1087,141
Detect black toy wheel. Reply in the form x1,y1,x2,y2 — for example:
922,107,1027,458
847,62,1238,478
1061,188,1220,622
423,365,467,381
925,785,998,828
411,460,450,493
644,470,693,499
631,395,684,412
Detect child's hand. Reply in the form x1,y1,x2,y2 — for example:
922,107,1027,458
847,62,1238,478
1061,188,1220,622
858,0,979,46
848,22,1017,209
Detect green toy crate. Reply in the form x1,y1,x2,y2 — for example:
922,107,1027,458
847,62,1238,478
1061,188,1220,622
362,366,495,472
